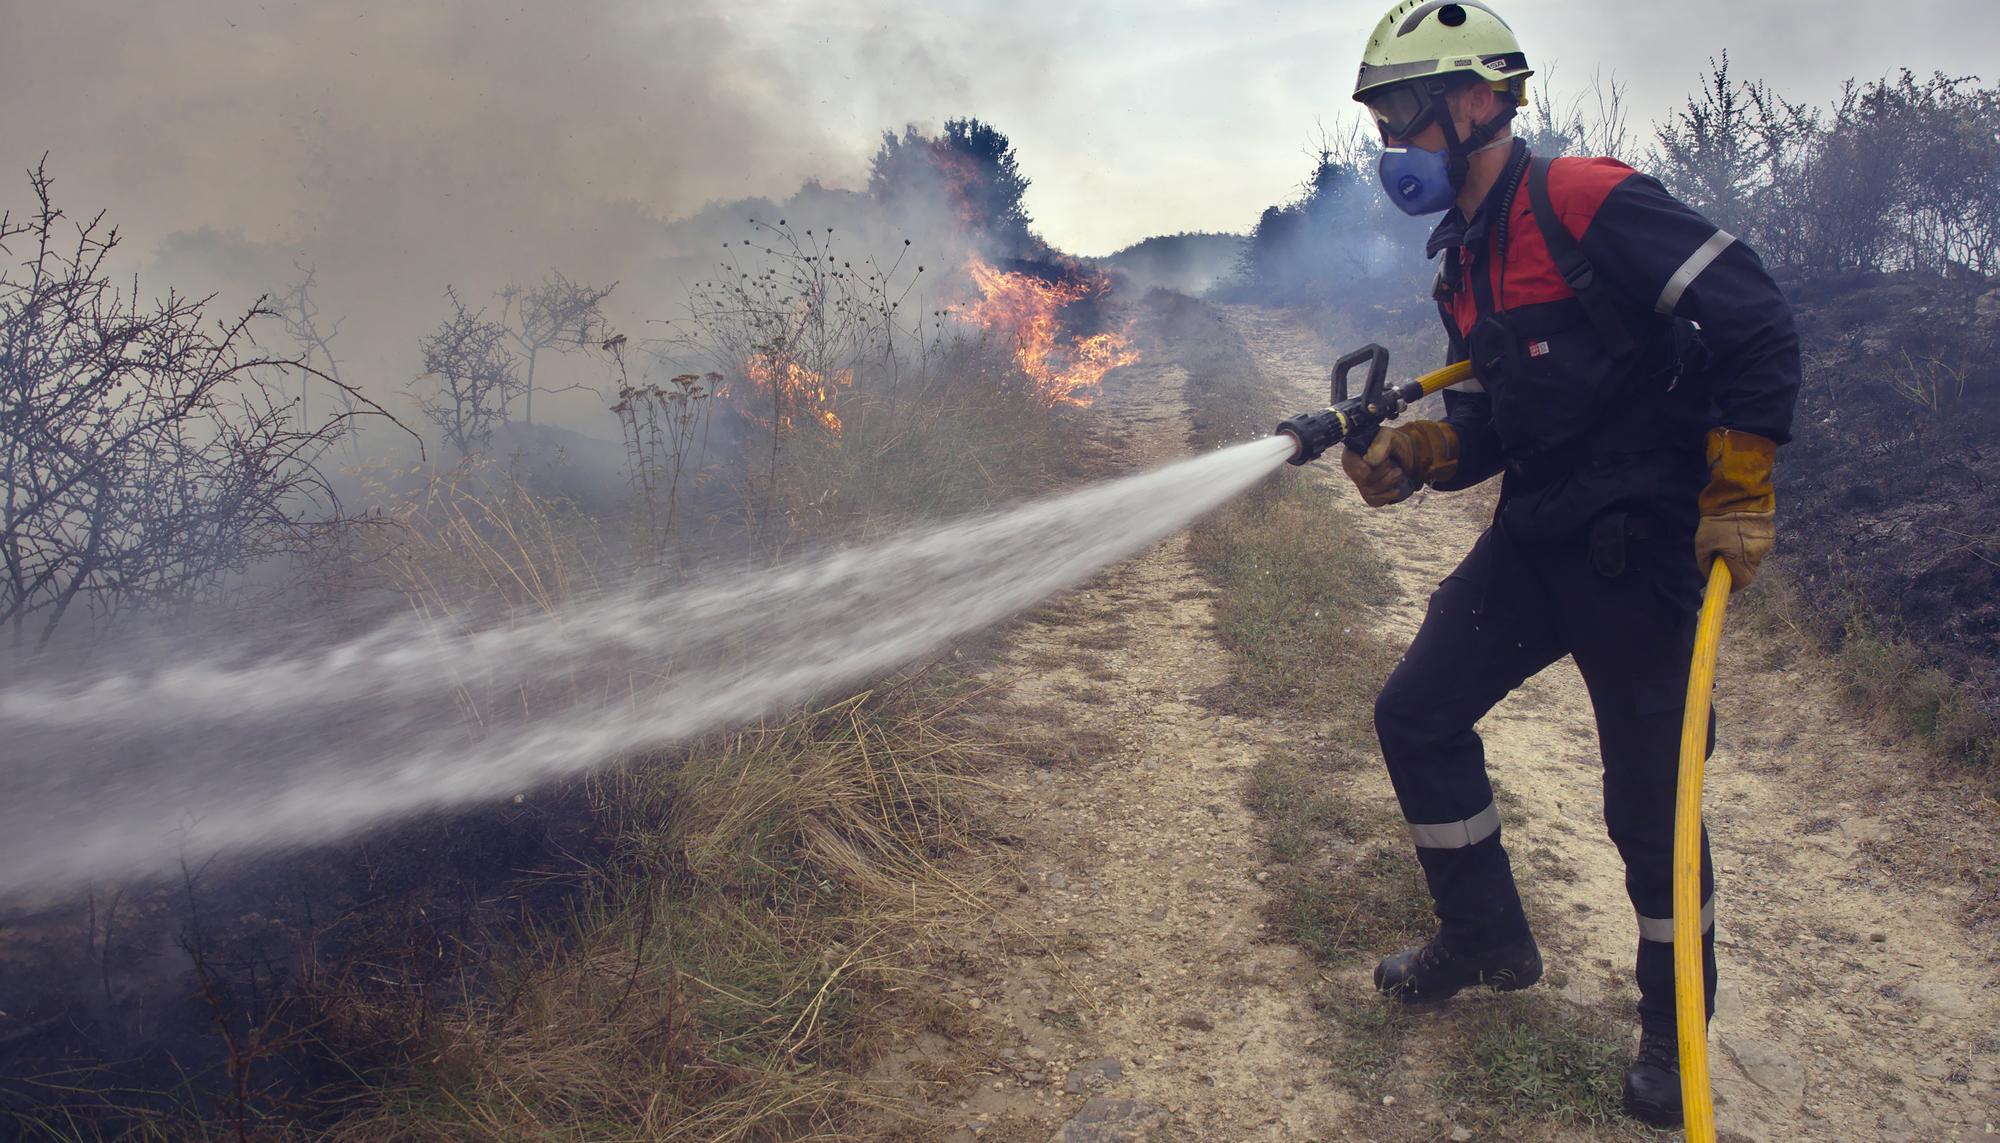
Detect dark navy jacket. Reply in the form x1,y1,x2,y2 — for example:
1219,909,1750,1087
1425,140,1800,540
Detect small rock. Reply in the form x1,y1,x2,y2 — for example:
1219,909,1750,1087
1721,1035,1807,1109
1381,1095,1396,1106
1065,1056,1124,1094
1254,870,1271,883
1904,980,1971,1011
1714,982,1745,1020
1450,1128,1473,1142
1048,871,1069,890
1975,288,2000,327
968,997,983,1011
1021,1071,1045,1085
1174,1010,1214,1032
1870,932,1887,943
1149,904,1169,921
1048,1096,1172,1142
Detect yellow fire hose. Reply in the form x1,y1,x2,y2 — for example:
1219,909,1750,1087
1675,557,1732,1142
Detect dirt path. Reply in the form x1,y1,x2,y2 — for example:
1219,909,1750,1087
920,302,1999,1143
914,347,1359,1142
1223,304,2000,1142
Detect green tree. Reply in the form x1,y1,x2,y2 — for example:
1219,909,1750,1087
869,117,1034,255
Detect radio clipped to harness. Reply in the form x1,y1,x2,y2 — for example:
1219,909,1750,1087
1275,344,1473,465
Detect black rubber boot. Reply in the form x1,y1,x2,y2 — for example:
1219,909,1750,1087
1373,932,1542,1003
1622,1027,1683,1127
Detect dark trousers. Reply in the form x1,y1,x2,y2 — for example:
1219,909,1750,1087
1374,509,1717,1034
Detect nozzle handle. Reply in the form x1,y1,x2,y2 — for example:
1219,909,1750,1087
1332,343,1390,405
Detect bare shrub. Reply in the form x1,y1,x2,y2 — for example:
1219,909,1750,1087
1651,52,1811,246
1840,72,2000,275
1654,60,2000,277
672,219,936,527
271,262,359,443
498,270,616,425
413,286,518,455
1223,118,1434,307
1518,65,1632,160
610,360,721,562
0,162,390,649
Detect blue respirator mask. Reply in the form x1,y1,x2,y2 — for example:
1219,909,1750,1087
1379,145,1456,216
1364,78,1517,216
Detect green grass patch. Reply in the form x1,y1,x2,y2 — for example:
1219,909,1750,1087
1186,481,1398,716
1148,292,1398,720
1247,747,1361,862
1270,846,1434,967
1442,998,1640,1134
1317,991,1419,1083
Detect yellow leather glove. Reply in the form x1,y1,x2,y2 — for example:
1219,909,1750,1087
1695,428,1777,591
1340,421,1460,508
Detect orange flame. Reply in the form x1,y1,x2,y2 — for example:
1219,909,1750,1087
963,256,1139,407
742,354,849,435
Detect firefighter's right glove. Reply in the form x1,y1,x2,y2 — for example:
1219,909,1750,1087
1695,428,1777,591
1340,421,1460,508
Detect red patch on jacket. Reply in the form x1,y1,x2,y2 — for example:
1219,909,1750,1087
1446,156,1638,339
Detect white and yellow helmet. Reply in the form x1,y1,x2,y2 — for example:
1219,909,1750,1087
1353,1,1533,107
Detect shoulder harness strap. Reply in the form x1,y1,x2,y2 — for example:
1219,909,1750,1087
1433,252,1468,364
1525,156,1636,358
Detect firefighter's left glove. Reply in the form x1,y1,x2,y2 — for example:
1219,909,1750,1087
1340,421,1460,508
1695,428,1777,591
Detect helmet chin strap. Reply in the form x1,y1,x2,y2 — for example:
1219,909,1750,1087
1441,102,1519,191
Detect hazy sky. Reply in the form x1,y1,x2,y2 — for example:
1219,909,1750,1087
1,0,1993,430
4,0,1993,260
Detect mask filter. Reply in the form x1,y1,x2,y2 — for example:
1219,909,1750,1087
1379,145,1456,216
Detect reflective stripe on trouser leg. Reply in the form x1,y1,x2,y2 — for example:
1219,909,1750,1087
1635,898,1715,943
1407,800,1501,849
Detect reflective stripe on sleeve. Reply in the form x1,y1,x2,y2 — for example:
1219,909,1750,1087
1407,801,1501,849
1654,230,1736,314
1636,899,1715,943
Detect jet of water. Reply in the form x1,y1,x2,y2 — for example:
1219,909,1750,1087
0,436,1294,892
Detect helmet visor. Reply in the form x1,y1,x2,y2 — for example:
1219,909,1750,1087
1363,83,1440,142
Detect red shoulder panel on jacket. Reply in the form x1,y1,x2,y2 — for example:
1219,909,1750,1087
1546,156,1637,237
1447,155,1642,333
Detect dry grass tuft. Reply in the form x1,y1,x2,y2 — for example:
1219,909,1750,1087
316,677,991,1142
1735,564,2000,782
362,458,603,617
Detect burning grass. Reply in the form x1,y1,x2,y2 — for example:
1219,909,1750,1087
963,255,1138,408
739,354,851,436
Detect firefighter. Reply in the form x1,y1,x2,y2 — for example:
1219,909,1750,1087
1340,0,1800,1127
